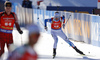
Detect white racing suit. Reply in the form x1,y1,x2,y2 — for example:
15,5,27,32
51,29,75,48
45,17,75,49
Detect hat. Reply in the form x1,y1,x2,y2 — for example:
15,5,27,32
4,1,12,7
54,12,60,18
26,24,40,35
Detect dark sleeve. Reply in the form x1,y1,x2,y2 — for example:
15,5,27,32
28,1,32,8
22,1,26,8
0,13,1,23
14,13,22,32
44,18,52,27
22,1,24,7
61,16,65,23
0,12,3,22
0,13,2,18
30,1,32,8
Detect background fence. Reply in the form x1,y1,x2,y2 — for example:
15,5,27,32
12,3,100,47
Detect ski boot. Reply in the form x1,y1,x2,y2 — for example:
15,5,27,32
53,48,56,59
73,46,85,55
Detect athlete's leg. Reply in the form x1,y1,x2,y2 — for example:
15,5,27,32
0,40,5,57
51,30,58,57
57,30,75,47
0,32,5,57
58,30,85,55
6,33,13,50
51,31,58,49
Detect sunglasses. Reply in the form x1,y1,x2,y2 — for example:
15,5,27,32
54,16,60,19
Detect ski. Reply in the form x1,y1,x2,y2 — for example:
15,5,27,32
76,54,95,57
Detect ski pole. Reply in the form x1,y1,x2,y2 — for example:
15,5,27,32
21,34,23,45
40,20,44,27
63,15,71,29
65,15,71,24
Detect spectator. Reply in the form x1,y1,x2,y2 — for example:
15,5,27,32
0,1,23,58
22,0,32,8
7,24,40,60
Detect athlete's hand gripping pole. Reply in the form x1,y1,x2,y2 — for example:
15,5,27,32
44,26,48,31
40,20,48,31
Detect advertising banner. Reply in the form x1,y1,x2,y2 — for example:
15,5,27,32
91,15,100,47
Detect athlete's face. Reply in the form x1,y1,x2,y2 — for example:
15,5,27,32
29,33,40,46
54,13,60,20
5,6,12,13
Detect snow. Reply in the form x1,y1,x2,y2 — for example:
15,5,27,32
1,28,100,60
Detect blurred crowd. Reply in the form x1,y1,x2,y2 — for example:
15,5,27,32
22,0,32,8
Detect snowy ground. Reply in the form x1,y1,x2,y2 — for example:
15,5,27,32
1,28,100,60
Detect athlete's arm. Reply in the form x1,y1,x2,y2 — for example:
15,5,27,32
61,15,65,23
0,12,3,24
44,18,52,31
44,18,52,27
14,14,23,34
61,16,66,29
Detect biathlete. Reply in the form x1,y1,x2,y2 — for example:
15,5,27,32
0,1,23,57
44,12,85,58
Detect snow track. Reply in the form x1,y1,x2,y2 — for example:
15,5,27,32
1,29,100,60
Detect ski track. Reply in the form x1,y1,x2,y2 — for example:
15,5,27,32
1,28,100,60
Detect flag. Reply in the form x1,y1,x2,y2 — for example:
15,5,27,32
37,0,43,6
98,0,100,8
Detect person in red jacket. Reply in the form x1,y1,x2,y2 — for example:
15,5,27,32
0,1,23,57
7,24,40,60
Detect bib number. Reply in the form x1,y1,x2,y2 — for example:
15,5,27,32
54,25,59,28
5,23,12,26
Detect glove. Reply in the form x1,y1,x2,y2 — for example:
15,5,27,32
19,30,23,34
45,26,48,31
63,24,65,29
